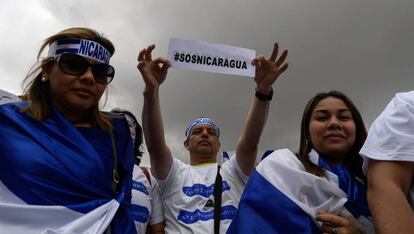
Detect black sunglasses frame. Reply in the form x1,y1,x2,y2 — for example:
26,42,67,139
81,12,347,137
55,53,115,85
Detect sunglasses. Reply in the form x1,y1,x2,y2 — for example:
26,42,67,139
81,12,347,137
55,53,115,84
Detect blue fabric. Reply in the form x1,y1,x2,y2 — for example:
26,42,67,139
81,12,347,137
0,102,135,233
227,170,320,234
318,157,371,218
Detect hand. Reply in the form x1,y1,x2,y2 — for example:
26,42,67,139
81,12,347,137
316,212,361,234
137,44,171,92
252,42,288,94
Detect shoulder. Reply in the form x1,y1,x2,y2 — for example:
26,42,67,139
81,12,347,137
361,90,414,162
0,101,26,111
395,90,414,108
257,148,304,172
260,148,300,165
103,112,129,134
0,102,30,120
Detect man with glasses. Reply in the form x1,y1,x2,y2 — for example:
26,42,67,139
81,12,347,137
137,43,288,233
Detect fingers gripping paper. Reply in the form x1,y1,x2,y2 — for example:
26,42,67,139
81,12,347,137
168,38,256,77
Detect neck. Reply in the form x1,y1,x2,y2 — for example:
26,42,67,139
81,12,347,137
190,153,217,165
54,104,94,127
320,153,346,166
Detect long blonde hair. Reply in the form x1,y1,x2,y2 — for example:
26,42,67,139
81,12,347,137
22,27,115,131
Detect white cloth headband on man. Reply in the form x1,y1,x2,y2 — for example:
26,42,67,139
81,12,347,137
185,117,220,138
47,38,111,64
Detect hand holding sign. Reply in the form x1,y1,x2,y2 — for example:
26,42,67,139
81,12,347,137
137,44,171,93
253,42,288,94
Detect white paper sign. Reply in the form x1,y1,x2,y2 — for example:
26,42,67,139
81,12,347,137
0,89,20,105
168,38,256,77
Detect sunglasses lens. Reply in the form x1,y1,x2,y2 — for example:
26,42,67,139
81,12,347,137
92,64,115,84
58,53,88,75
57,53,115,84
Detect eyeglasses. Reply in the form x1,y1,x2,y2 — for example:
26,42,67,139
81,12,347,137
55,53,115,84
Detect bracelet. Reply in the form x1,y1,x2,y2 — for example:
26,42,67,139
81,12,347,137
255,88,273,101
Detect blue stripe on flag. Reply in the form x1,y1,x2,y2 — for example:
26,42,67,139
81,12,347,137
227,170,320,234
57,39,81,45
56,48,79,55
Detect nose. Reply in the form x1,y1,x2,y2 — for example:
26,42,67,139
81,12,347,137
327,116,341,129
201,128,209,138
79,66,95,85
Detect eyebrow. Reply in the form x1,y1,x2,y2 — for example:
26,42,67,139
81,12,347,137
313,108,351,114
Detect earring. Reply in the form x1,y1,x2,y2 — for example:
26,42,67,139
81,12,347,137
41,77,48,82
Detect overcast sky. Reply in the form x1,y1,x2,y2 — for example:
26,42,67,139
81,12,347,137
1,0,413,166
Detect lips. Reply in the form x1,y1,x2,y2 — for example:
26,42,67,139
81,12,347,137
198,140,210,146
324,133,345,139
72,87,94,96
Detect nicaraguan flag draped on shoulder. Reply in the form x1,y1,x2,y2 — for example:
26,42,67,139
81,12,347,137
0,102,136,233
227,149,374,234
0,89,19,105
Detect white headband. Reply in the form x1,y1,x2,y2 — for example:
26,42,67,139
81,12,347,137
47,38,111,64
185,117,220,138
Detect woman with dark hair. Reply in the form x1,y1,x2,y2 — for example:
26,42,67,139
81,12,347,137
228,91,373,234
111,108,165,234
0,27,136,233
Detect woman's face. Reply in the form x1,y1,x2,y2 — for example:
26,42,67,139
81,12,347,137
47,55,107,114
309,97,356,161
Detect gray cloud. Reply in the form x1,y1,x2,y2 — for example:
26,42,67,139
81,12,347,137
1,0,413,166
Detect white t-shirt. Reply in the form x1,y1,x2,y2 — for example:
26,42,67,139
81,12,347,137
360,90,414,209
131,165,164,233
157,156,248,234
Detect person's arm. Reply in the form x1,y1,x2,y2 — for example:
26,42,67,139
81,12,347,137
148,221,165,234
367,160,414,234
138,44,172,179
236,42,288,176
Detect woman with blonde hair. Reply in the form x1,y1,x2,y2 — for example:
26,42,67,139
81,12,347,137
0,27,136,233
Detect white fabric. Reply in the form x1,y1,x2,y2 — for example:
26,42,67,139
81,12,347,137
0,89,19,105
360,90,414,209
158,156,248,234
257,149,374,233
0,179,118,234
131,166,164,233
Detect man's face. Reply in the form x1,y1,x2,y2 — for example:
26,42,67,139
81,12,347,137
184,124,220,157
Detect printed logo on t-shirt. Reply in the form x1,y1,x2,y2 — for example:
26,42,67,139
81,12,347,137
182,181,230,198
132,180,149,195
131,204,150,223
177,205,237,224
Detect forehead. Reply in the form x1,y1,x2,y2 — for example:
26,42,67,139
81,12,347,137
191,124,217,132
313,97,350,113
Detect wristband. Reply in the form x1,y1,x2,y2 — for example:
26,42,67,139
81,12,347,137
255,88,273,101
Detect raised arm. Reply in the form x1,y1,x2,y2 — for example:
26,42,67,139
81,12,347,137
137,45,172,180
367,160,414,234
236,42,288,176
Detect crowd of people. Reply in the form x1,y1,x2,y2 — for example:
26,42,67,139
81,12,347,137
0,27,412,234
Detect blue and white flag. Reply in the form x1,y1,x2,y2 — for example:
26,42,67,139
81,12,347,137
0,102,136,233
0,89,19,105
227,149,373,234
221,150,274,164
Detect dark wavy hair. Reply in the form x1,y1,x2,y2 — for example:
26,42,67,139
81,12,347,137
111,108,143,165
297,90,367,181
